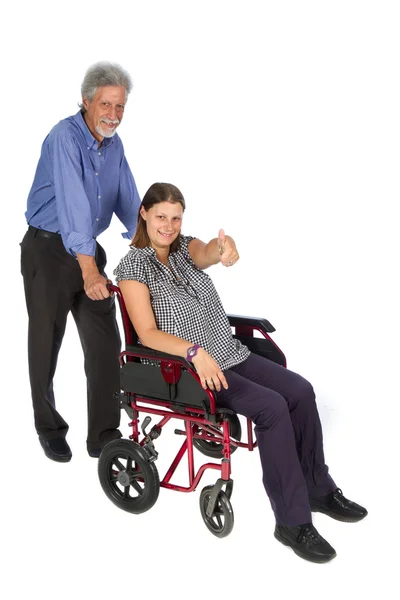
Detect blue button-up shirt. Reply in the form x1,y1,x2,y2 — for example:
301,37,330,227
25,111,141,256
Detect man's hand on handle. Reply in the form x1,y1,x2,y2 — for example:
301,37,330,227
77,253,112,300
83,272,111,300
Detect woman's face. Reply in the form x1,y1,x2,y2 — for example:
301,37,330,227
141,201,183,250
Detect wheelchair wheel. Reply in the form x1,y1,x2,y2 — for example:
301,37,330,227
200,485,234,538
193,412,242,459
98,439,160,514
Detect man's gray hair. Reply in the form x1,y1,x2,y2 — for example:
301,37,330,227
79,61,133,111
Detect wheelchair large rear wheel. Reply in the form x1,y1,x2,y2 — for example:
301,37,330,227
98,439,160,514
200,485,234,538
193,412,242,459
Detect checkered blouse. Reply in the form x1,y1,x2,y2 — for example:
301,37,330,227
113,235,250,371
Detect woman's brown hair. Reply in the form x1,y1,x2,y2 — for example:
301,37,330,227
130,182,186,252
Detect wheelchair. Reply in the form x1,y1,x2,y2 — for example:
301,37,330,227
97,284,286,538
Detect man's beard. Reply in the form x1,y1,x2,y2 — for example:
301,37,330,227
96,117,119,138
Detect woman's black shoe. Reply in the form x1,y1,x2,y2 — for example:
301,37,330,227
274,523,336,563
39,437,72,462
310,488,368,522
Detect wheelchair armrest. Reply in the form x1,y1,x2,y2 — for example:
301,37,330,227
227,314,275,334
228,314,286,367
121,344,217,418
125,344,192,369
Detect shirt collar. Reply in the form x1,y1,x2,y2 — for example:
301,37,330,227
73,111,115,150
133,246,157,257
132,244,182,259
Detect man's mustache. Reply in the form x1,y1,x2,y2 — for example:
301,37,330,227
100,117,120,125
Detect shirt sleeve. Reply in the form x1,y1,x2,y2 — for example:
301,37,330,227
50,132,96,256
177,235,196,264
114,154,141,241
113,250,148,285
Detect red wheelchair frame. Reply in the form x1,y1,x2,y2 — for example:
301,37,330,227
97,284,286,537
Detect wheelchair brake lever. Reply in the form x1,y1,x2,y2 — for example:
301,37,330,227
140,416,159,463
141,416,152,437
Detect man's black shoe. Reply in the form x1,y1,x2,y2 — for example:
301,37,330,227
274,523,336,563
310,488,367,523
87,429,122,458
39,437,72,463
88,448,101,458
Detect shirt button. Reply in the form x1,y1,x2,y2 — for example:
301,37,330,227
96,218,99,221
87,146,90,150
98,195,101,199
95,172,98,176
98,152,101,155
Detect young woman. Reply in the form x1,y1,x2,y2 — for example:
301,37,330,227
114,182,367,563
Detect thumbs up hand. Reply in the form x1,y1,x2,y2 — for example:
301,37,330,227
217,228,240,267
217,228,226,255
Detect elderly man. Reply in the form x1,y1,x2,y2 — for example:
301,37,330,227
21,62,141,462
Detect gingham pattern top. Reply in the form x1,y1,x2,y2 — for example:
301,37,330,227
113,235,250,371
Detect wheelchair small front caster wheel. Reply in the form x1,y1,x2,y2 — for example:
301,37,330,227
199,485,234,538
98,439,160,514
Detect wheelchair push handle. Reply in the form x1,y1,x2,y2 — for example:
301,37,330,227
107,282,120,296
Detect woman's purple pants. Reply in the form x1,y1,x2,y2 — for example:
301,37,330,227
216,353,337,526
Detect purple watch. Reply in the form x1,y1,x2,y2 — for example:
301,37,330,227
186,344,201,362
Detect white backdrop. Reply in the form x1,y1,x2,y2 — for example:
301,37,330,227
1,1,399,598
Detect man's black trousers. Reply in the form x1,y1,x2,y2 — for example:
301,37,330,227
20,226,121,452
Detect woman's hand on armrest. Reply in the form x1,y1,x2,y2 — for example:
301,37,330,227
189,230,239,269
192,348,228,391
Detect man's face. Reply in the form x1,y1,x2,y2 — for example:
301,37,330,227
82,85,126,142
